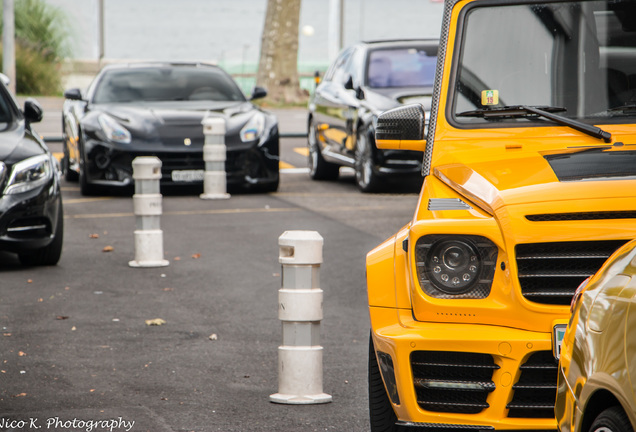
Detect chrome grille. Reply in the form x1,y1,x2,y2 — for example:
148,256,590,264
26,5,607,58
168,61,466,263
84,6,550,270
515,240,628,305
507,351,557,418
410,351,498,414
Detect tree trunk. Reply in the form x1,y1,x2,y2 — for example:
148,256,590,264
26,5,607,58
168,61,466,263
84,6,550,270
256,0,306,105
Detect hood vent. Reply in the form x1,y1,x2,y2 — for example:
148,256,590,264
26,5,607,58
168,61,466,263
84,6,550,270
527,211,636,221
544,149,636,181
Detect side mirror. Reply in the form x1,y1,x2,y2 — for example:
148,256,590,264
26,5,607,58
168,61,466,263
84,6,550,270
375,104,426,152
314,70,321,86
24,98,43,124
64,88,83,101
250,86,267,100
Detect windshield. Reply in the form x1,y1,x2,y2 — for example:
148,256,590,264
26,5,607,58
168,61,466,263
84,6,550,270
92,66,247,104
451,0,636,125
366,46,437,88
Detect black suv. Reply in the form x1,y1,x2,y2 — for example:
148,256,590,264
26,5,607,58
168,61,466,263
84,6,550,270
307,39,438,192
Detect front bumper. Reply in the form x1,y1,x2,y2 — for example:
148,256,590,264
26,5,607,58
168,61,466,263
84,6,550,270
370,307,559,431
81,130,279,192
0,177,62,253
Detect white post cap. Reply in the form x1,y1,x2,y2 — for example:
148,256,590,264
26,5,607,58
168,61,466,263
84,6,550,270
279,231,323,265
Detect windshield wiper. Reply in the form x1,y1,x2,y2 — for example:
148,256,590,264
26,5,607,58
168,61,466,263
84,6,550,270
607,103,636,113
457,105,612,143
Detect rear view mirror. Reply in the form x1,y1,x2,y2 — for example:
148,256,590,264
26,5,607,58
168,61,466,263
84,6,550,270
375,104,427,151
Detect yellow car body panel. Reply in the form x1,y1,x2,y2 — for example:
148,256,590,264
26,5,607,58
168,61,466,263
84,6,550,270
556,240,636,432
366,0,636,430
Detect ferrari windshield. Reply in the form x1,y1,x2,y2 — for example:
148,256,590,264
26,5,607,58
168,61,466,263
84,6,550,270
92,66,246,104
452,0,636,125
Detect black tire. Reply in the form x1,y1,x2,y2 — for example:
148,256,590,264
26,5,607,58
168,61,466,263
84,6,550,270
19,201,64,266
355,128,381,193
79,148,97,196
307,119,339,181
369,334,399,432
590,406,634,432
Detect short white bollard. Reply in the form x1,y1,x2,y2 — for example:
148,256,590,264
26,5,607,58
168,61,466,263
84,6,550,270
128,157,169,268
270,231,332,405
200,116,230,200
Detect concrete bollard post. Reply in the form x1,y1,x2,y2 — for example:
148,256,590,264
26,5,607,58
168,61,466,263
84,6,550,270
200,116,230,200
270,231,332,405
128,157,169,268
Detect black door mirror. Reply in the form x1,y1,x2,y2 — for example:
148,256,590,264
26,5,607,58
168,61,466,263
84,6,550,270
24,98,43,124
250,86,267,100
63,88,83,101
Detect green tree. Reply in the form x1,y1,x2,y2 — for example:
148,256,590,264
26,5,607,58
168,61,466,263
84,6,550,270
1,0,70,95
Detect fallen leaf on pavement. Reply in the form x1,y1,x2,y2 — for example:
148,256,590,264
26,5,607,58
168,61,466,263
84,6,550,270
89,233,99,239
12,393,27,398
56,316,69,320
18,351,26,357
145,318,166,326
191,253,201,259
209,334,218,340
102,246,114,252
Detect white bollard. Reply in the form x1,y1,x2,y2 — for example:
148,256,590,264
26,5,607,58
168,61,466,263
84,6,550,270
200,116,230,200
270,231,332,405
128,157,169,268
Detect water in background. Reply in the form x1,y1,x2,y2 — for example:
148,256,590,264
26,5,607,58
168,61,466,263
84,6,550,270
46,0,444,93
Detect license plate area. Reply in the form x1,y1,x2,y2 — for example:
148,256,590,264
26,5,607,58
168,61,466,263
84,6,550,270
171,170,205,182
553,324,567,360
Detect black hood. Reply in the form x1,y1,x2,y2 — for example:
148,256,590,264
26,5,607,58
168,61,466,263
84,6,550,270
97,100,260,138
0,121,45,163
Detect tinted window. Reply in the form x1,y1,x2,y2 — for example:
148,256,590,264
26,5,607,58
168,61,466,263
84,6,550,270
92,67,246,104
366,47,437,88
452,0,636,124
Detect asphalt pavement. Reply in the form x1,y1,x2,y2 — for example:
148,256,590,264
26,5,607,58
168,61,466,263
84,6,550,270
1,99,421,432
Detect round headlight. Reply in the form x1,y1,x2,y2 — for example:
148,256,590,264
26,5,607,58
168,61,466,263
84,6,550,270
426,240,480,294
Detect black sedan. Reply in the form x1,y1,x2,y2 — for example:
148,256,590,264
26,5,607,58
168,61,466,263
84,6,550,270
62,62,279,195
308,39,438,192
0,75,63,266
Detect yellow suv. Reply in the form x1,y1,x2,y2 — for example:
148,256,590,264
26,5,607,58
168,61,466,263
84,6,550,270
366,0,636,431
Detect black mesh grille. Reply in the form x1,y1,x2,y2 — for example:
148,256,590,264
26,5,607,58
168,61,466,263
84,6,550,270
507,351,557,418
527,211,636,221
376,104,425,142
515,240,628,305
410,351,498,414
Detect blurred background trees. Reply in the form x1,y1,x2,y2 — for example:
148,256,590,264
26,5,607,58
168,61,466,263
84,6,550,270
1,0,70,95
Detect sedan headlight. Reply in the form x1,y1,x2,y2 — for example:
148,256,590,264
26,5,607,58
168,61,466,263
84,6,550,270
415,235,498,299
98,113,131,144
240,113,265,142
4,154,53,195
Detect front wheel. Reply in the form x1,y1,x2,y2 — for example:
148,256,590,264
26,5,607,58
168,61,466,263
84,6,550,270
355,128,381,192
590,406,634,432
369,334,399,432
307,119,339,181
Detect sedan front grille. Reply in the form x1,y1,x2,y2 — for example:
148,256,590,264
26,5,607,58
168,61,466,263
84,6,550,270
515,240,628,305
507,351,557,418
410,351,498,414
